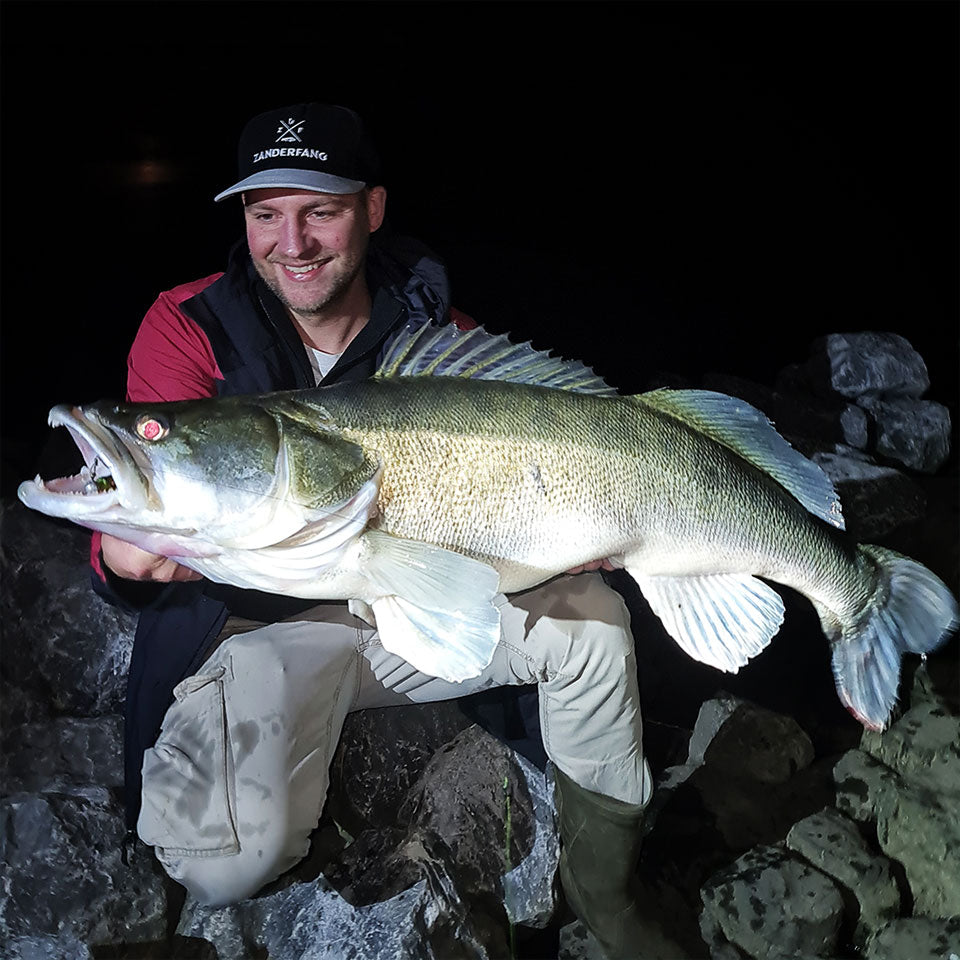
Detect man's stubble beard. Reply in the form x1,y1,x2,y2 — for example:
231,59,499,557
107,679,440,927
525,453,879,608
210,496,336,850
254,252,367,322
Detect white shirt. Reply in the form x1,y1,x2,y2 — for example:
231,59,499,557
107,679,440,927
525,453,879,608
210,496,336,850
306,347,343,385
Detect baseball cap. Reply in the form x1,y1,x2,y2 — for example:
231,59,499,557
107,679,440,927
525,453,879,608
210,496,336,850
214,103,381,202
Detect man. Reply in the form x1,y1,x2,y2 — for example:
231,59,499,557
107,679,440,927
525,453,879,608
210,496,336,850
94,103,652,958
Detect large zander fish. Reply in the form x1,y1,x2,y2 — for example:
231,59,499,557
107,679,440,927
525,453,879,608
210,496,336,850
19,323,958,730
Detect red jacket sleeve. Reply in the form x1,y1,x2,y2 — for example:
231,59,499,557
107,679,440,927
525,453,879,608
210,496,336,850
126,275,225,402
449,306,477,331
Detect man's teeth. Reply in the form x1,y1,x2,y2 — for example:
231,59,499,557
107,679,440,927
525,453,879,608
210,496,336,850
285,261,322,274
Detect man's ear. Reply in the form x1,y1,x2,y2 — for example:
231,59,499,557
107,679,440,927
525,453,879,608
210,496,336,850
366,186,387,233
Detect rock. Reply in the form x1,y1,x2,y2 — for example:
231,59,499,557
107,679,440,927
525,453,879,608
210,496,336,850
857,396,952,473
656,695,816,795
871,779,959,918
558,915,692,960
0,501,135,719
0,793,168,950
786,807,900,944
860,703,960,919
697,699,816,788
800,332,931,400
0,715,123,800
179,867,505,960
833,747,901,822
3,935,95,960
326,701,475,834
839,402,871,451
812,447,927,539
493,756,560,928
699,844,844,959
864,915,960,960
910,656,960,716
397,724,558,928
682,696,743,772
558,921,601,959
834,707,960,919
860,700,960,800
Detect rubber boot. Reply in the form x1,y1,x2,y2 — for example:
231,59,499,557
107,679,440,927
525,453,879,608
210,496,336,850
554,766,647,960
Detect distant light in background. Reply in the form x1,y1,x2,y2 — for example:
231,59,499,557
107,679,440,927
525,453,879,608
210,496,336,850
125,133,182,186
128,158,178,185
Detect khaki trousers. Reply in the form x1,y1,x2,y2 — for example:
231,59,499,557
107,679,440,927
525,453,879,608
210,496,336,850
137,573,652,906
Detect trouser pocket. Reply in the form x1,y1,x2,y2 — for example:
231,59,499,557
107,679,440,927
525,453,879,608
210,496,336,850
138,664,240,857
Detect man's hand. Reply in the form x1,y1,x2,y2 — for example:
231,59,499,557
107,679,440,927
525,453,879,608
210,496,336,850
101,533,203,583
565,559,617,575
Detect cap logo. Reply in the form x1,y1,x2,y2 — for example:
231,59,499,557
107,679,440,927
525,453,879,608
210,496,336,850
276,117,305,143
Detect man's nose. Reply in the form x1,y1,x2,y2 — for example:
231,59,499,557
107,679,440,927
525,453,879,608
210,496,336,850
280,218,313,258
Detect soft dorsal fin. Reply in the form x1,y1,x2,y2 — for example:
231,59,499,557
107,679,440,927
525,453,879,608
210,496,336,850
637,389,845,530
377,322,617,396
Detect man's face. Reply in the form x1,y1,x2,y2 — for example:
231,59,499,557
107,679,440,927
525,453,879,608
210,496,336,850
243,187,386,320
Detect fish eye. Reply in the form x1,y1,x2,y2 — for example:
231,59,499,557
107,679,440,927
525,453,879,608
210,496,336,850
135,415,169,442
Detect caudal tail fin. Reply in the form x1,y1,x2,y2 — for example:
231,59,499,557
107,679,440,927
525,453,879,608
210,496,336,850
827,544,958,731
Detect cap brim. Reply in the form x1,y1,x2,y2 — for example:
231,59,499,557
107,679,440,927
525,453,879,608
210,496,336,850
214,168,366,202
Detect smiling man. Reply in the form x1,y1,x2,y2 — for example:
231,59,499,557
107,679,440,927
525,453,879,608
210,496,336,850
92,103,656,959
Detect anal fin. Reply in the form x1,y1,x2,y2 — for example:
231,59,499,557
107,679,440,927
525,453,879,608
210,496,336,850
629,570,785,672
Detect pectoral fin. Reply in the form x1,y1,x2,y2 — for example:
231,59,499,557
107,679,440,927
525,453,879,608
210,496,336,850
630,570,785,672
361,530,502,682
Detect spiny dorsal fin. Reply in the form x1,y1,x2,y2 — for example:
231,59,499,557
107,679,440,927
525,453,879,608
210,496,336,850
377,322,617,396
637,389,845,530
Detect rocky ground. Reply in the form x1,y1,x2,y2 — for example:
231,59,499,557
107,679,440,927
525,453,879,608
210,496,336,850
2,332,958,959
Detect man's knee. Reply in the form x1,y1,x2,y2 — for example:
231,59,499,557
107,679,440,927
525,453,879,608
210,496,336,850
504,573,635,685
155,822,302,906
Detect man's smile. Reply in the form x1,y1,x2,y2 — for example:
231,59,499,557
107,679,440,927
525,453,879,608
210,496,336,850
275,258,331,280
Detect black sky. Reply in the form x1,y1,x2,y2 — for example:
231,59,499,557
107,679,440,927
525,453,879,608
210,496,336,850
2,0,957,494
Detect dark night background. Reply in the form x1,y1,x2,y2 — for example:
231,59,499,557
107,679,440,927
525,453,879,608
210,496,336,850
0,0,957,834
2,0,957,498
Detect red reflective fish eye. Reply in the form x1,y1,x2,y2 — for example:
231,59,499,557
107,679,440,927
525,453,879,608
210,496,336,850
136,416,167,441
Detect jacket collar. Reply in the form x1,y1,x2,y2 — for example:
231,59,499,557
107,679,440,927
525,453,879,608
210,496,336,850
195,231,451,385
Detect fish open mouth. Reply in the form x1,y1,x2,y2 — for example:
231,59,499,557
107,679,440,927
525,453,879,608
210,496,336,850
18,405,147,518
